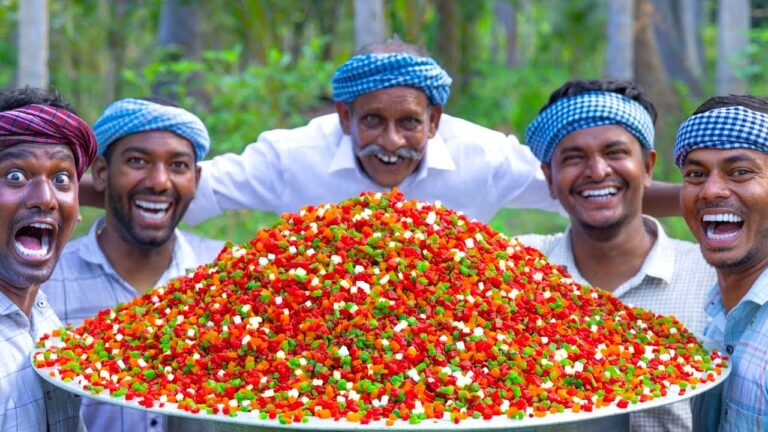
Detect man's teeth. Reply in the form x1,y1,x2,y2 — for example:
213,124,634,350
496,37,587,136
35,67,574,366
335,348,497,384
15,234,50,257
135,200,170,220
30,222,53,230
581,187,618,198
706,224,740,240
138,209,167,221
135,200,170,211
702,213,743,223
375,154,399,164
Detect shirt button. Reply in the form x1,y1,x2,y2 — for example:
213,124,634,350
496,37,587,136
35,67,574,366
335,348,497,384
726,344,734,354
36,299,47,308
150,418,158,427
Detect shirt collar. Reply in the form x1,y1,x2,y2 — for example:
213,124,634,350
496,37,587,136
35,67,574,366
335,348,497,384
737,266,768,307
0,291,20,316
0,289,49,318
554,216,674,290
80,217,191,277
327,127,457,177
633,217,675,284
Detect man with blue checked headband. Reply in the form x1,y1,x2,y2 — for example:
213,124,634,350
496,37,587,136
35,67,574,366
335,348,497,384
68,38,678,226
518,79,715,432
675,95,768,432
42,96,225,432
162,37,561,224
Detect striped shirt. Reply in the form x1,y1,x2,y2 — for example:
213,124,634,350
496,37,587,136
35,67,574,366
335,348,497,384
517,216,716,432
698,267,768,431
41,218,225,432
0,290,84,432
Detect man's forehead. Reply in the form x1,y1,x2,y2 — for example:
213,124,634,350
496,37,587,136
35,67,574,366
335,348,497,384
684,147,768,165
352,87,430,110
0,142,75,162
112,130,195,156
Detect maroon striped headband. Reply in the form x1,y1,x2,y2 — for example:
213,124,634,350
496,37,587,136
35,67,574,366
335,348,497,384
0,104,97,179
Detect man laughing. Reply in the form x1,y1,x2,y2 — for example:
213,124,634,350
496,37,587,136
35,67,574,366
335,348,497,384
42,97,224,432
518,79,715,432
675,95,768,431
0,87,97,431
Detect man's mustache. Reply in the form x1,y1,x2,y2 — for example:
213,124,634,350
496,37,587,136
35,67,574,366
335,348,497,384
356,144,424,161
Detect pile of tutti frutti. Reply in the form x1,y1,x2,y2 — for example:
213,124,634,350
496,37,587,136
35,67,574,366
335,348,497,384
35,191,726,425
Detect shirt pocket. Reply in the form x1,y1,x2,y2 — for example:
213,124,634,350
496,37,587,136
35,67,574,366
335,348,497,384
721,399,768,431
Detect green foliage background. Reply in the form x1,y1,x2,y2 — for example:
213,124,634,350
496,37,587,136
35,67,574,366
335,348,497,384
3,0,768,244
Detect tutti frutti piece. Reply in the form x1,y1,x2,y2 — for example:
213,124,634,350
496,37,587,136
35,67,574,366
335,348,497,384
35,191,726,425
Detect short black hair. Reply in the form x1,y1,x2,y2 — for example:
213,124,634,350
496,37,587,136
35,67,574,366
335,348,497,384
356,35,431,57
540,79,658,124
692,95,768,115
0,86,78,114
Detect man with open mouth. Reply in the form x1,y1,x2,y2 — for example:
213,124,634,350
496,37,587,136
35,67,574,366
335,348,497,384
518,79,716,432
79,37,682,228
41,97,224,432
0,86,97,431
675,95,768,431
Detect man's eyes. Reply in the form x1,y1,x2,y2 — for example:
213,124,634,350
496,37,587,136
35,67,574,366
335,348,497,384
5,169,26,182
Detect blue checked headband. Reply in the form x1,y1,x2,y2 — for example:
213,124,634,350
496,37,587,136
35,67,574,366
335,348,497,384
525,92,655,164
674,106,768,167
93,98,210,161
331,53,452,106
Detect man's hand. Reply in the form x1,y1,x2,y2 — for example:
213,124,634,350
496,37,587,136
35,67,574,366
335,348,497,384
643,180,681,217
78,173,105,208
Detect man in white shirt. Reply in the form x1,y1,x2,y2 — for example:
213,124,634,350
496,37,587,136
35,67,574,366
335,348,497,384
0,87,97,432
72,39,675,225
42,97,225,432
516,79,715,432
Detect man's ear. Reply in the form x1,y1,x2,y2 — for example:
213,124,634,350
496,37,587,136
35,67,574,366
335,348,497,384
92,155,109,193
541,163,558,200
195,165,202,186
644,149,657,188
428,105,443,138
336,102,352,135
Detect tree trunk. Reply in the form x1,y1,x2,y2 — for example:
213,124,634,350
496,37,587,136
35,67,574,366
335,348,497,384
435,0,459,80
103,0,128,104
680,0,704,78
354,0,385,51
634,0,679,177
649,0,702,96
605,0,634,80
153,0,202,100
17,0,48,88
494,0,519,67
717,0,750,94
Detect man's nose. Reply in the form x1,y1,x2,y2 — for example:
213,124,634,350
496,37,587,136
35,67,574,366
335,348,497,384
381,124,406,150
26,177,57,212
585,156,612,180
145,163,171,191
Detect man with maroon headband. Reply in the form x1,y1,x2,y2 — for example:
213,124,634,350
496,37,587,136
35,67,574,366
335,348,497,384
0,87,97,431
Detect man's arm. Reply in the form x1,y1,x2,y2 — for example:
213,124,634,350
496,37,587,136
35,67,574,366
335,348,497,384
78,173,105,208
643,180,681,217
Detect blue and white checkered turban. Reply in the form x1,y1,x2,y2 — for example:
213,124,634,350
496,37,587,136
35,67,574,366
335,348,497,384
673,106,768,167
525,91,655,164
331,53,452,106
93,98,210,161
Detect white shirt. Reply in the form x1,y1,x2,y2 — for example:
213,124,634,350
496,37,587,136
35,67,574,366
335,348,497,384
518,217,717,432
185,113,560,225
41,219,225,432
0,290,84,432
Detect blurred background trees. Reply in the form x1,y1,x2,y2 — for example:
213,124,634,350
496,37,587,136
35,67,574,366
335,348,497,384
2,0,767,242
